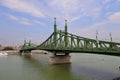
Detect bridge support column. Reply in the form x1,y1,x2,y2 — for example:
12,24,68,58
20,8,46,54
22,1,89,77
49,54,71,64
20,51,31,56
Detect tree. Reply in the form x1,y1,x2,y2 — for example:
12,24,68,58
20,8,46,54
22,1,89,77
2,46,14,50
0,44,2,51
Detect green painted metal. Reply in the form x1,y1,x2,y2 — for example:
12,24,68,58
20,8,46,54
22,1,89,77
54,18,57,47
65,20,68,47
20,40,36,52
110,32,112,42
20,19,120,56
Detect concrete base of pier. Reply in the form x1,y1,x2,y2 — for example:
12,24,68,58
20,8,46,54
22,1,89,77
21,52,31,56
49,55,71,64
4,50,19,55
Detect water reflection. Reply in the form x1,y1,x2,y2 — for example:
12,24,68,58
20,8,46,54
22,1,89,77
49,64,80,80
23,53,120,80
23,55,89,80
0,53,120,80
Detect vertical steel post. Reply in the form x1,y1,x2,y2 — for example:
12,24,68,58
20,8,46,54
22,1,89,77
29,40,31,46
84,40,86,49
110,32,112,42
64,20,68,48
54,18,57,47
109,32,113,48
77,36,79,48
96,30,99,48
60,30,62,46
24,39,26,46
71,35,73,47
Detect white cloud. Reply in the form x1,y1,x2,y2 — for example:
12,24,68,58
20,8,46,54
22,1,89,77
5,14,32,25
47,0,80,22
2,13,46,26
79,12,120,42
108,12,120,23
50,0,79,14
92,8,101,18
19,18,32,25
117,0,120,2
34,20,44,25
0,0,103,22
77,0,102,18
7,14,18,21
70,16,81,22
0,0,120,46
0,0,45,18
79,12,120,33
103,0,111,4
45,0,102,22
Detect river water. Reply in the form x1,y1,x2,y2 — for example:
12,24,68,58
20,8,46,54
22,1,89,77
0,53,120,80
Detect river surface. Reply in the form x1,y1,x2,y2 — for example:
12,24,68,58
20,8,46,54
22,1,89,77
0,53,120,80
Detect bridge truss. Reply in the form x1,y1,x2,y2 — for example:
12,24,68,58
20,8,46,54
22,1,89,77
20,18,120,56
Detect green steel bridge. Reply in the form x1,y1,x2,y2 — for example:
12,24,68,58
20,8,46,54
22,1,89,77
20,18,120,56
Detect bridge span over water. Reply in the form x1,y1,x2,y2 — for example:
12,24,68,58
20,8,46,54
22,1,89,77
20,18,120,64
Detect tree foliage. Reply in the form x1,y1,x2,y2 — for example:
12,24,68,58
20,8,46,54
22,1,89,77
2,46,14,50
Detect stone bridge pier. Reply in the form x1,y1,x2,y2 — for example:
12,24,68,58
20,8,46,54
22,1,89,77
49,53,71,64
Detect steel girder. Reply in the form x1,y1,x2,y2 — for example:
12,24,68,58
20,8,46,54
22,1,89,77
36,30,120,55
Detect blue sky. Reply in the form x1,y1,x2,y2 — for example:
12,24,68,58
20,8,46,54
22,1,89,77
0,0,120,46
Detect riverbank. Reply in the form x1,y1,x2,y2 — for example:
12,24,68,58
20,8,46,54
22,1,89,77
31,50,48,54
3,50,19,55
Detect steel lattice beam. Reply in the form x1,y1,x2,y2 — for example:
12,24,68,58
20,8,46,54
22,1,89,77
20,19,120,56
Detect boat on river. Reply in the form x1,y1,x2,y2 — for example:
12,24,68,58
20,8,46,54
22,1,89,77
0,51,8,56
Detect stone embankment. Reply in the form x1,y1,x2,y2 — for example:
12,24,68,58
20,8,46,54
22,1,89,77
4,50,19,55
31,50,48,54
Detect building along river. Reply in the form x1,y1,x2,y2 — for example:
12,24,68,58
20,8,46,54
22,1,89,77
0,53,120,80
